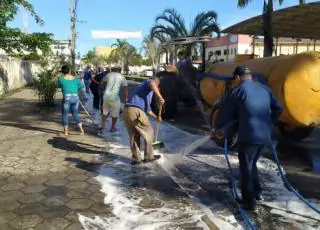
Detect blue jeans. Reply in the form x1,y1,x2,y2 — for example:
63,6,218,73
62,95,81,126
84,79,91,94
237,142,265,209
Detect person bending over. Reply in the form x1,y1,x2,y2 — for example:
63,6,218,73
123,76,165,165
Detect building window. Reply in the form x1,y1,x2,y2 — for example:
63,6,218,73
231,49,233,55
234,48,237,54
215,50,221,56
224,49,227,55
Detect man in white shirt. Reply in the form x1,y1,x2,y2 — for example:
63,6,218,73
100,67,128,132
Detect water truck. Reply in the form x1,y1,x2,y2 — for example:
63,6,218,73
154,51,320,147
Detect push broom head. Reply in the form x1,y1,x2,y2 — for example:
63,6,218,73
152,140,165,150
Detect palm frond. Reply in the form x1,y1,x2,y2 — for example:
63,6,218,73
238,0,251,8
151,25,179,38
190,11,219,36
155,8,188,36
199,24,221,37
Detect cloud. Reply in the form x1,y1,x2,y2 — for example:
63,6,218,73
92,30,143,39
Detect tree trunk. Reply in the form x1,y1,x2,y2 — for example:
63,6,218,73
169,52,173,64
165,50,169,64
121,60,125,74
263,0,274,57
172,45,177,65
201,42,206,72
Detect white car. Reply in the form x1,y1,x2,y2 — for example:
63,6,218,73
145,70,153,77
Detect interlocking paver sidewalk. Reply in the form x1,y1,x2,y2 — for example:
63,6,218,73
0,88,111,230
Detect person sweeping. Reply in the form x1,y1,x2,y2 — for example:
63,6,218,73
123,76,165,165
57,65,86,136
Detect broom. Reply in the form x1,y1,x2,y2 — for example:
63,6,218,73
78,99,97,125
152,105,165,149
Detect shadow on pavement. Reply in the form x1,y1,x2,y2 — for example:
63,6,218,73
0,122,61,135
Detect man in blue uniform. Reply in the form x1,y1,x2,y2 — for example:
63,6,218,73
215,66,283,211
83,66,92,94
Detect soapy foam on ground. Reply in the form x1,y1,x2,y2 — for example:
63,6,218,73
79,160,209,230
79,97,320,229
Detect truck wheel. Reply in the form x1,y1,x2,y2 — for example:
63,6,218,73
278,123,314,141
210,106,237,149
177,78,197,107
151,75,178,119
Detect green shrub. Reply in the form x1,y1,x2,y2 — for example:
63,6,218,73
34,70,58,105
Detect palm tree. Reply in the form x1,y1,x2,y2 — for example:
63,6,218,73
142,35,160,70
150,8,220,61
111,39,135,73
123,44,137,74
82,49,96,66
238,0,305,57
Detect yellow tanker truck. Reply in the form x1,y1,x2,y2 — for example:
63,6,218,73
200,51,320,145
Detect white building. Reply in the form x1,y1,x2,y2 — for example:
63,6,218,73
50,40,71,56
205,34,255,62
205,34,320,62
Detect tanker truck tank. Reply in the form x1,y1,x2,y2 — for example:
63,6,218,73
200,51,320,143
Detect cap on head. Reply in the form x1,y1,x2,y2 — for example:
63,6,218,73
232,66,251,79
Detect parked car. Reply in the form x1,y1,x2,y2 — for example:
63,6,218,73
144,69,153,77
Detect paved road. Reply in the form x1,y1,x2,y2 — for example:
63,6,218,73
125,80,320,201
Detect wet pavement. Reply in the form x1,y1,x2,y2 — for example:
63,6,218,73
0,89,116,230
0,87,319,229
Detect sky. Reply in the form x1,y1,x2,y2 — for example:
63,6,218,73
9,0,318,56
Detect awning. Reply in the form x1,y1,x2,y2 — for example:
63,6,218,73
222,2,320,40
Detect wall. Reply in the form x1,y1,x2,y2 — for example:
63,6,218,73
0,56,40,96
254,43,320,57
206,44,239,62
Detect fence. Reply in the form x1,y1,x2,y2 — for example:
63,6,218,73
0,56,40,96
124,75,148,82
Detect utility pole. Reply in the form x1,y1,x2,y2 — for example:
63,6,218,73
22,8,28,34
70,0,76,74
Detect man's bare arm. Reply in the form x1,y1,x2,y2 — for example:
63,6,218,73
149,80,165,105
123,86,129,103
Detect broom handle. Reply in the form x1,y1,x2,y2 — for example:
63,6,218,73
78,99,94,121
155,105,162,141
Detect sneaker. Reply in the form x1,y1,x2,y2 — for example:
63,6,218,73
143,155,161,163
97,127,104,135
110,127,118,132
255,194,264,202
242,203,257,212
131,160,141,165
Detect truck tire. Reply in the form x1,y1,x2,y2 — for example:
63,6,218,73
278,123,314,141
151,74,179,119
210,106,237,149
177,77,197,107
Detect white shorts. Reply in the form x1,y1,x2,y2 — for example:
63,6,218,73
102,97,121,117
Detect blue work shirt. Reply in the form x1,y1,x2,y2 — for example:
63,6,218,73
83,70,92,80
215,80,283,144
126,80,154,113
